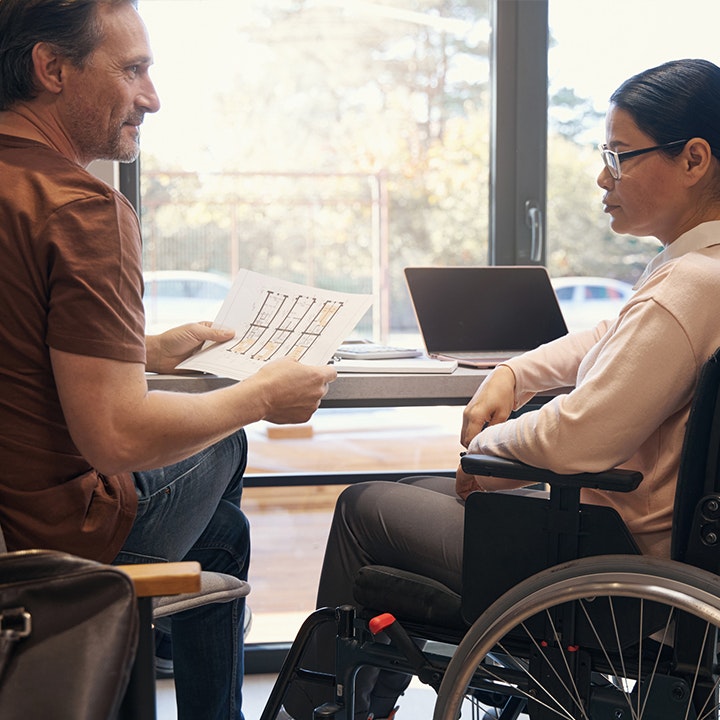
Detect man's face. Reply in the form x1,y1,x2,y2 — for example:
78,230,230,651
59,2,160,165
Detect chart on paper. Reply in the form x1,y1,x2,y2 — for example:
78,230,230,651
177,270,372,380
228,291,345,362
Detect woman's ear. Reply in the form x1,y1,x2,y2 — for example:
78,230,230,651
30,42,66,96
682,137,713,184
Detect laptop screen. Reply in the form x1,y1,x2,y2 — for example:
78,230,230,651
404,266,568,354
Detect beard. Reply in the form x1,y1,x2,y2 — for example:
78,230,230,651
65,97,142,164
81,120,141,164
108,124,142,163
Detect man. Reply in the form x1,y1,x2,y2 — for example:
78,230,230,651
0,1,337,718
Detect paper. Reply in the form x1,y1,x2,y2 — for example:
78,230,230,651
177,269,372,380
334,358,458,374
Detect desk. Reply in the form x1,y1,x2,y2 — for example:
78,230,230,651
146,368,493,489
147,367,570,407
146,368,568,488
147,366,492,407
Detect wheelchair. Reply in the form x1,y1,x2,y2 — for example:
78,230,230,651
260,346,720,720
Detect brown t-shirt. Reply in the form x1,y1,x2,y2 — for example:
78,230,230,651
0,134,144,562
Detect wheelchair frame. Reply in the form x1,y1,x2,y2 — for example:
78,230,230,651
260,347,720,720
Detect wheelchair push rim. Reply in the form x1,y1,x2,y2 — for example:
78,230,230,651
434,555,720,720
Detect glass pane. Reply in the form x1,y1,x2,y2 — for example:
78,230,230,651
136,0,489,644
137,0,491,343
244,405,462,643
547,0,720,332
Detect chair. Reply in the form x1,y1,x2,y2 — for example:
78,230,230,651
0,525,250,720
261,346,720,720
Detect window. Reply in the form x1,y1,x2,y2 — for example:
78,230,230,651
137,0,493,343
135,0,496,650
142,271,232,334
130,0,720,652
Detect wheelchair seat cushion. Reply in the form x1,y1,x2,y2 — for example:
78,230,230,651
353,565,465,630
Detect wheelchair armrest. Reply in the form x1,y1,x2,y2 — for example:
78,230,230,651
461,453,642,493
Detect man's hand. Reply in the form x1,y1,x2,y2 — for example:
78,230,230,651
461,364,516,448
146,322,235,374
252,358,338,425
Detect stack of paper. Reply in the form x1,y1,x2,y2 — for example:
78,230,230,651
334,358,457,374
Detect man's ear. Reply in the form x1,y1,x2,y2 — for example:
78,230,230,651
30,42,67,95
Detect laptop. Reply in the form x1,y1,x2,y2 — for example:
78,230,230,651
404,266,568,368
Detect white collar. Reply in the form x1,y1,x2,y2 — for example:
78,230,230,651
633,221,720,290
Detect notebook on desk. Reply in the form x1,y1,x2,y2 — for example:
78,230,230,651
404,266,568,368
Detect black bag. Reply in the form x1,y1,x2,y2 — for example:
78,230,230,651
0,550,138,720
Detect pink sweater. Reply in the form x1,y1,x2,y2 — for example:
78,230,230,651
466,221,720,557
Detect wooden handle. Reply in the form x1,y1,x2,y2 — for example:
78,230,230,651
117,561,202,597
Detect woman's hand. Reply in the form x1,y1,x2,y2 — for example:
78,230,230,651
455,463,481,500
461,364,516,447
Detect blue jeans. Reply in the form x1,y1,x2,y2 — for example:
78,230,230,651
114,431,250,720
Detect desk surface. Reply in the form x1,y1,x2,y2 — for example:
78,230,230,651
147,366,490,407
147,368,570,408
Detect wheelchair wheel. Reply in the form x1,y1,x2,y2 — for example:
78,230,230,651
433,555,720,720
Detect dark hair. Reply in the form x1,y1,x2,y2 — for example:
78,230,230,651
610,58,720,161
0,0,136,111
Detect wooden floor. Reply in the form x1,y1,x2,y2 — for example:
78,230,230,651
240,406,464,642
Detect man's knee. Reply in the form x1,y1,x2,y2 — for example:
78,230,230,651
220,501,251,572
188,501,250,578
204,429,248,503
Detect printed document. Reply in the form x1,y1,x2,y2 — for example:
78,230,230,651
177,269,372,380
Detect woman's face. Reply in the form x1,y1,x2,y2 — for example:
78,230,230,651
597,105,686,245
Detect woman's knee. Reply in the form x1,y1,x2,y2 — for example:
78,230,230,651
335,481,393,521
336,478,450,515
333,481,426,542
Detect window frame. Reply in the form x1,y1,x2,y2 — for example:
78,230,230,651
490,0,548,266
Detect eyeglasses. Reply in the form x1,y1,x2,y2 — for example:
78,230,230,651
599,139,688,180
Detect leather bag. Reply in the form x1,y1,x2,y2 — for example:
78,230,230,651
0,550,138,720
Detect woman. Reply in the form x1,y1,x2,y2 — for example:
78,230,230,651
282,58,720,720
